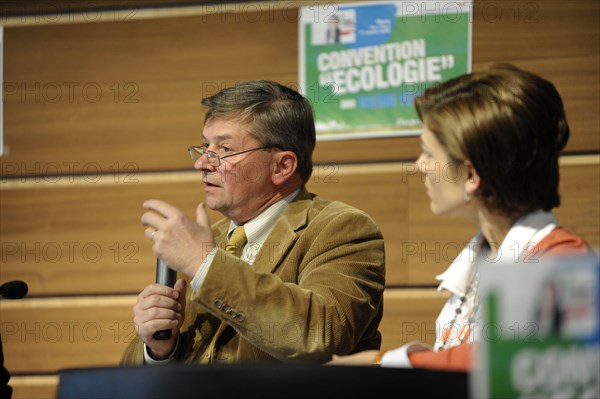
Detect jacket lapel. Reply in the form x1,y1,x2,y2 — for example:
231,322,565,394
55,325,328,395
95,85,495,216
213,220,229,246
252,188,312,274
200,189,312,362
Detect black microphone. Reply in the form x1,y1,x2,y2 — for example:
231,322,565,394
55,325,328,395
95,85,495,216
0,280,28,299
153,258,177,340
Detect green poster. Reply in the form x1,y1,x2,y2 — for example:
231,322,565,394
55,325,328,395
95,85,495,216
299,1,472,140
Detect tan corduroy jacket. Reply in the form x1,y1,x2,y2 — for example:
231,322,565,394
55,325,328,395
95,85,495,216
120,188,385,365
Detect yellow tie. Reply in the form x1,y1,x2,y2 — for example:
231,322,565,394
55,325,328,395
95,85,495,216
224,226,246,257
202,225,247,364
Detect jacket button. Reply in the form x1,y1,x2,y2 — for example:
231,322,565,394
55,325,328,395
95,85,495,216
213,299,223,309
234,313,245,322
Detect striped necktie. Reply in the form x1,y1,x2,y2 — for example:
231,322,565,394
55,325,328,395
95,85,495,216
224,226,246,257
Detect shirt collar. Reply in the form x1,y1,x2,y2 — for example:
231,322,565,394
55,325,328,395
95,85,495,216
435,210,557,297
227,189,301,245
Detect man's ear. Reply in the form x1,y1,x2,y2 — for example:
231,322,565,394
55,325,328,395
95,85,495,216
463,160,480,197
272,151,298,185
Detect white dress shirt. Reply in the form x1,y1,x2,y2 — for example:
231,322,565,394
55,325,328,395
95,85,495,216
381,210,558,368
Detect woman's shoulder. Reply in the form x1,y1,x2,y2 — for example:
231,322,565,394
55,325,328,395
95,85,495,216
535,227,594,257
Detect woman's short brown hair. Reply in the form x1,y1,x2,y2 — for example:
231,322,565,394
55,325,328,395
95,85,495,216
415,63,570,217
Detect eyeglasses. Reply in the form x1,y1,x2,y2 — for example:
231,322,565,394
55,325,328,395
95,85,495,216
188,145,274,167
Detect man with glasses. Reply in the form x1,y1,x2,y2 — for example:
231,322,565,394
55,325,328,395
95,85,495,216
120,80,385,365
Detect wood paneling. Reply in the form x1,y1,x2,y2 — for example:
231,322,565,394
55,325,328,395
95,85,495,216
0,173,215,296
1,7,299,176
0,288,444,373
554,157,600,242
1,1,598,178
1,296,136,374
380,289,449,350
1,287,445,398
8,376,58,399
0,2,598,397
472,1,599,61
2,157,597,295
0,0,221,16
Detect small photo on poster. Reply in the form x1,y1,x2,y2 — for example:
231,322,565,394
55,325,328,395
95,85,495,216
311,9,356,45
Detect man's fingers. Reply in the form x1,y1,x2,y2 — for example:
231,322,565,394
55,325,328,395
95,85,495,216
195,202,212,227
174,279,187,312
139,319,179,337
174,279,187,296
144,227,157,240
143,199,181,218
140,211,169,231
136,295,181,312
135,307,182,324
138,283,180,300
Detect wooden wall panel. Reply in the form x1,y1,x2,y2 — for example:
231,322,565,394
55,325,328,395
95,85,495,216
472,1,599,61
0,0,214,16
0,288,444,373
1,296,136,374
1,0,598,179
8,376,58,399
0,2,598,397
553,157,600,243
380,289,449,350
2,158,597,296
0,173,217,296
1,8,299,176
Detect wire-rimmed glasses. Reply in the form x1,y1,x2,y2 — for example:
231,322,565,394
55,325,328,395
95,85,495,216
188,145,274,167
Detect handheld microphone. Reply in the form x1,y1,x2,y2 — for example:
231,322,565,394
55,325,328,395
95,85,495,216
0,280,29,299
153,258,177,340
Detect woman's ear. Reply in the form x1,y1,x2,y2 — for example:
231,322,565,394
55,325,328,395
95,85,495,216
463,160,480,198
272,151,298,186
